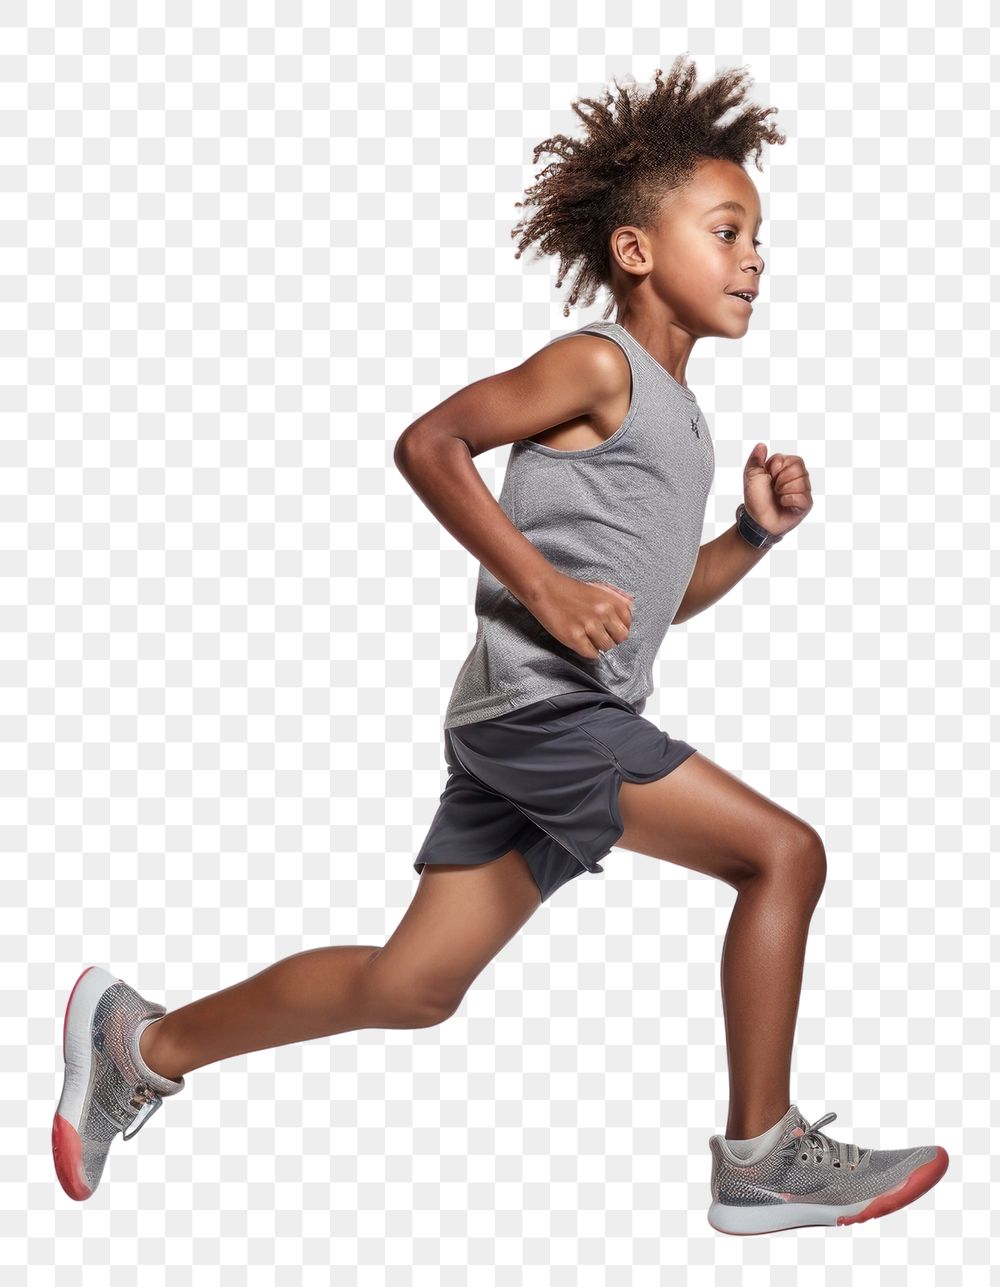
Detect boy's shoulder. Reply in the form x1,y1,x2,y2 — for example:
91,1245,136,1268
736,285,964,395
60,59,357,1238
528,326,630,385
517,330,632,453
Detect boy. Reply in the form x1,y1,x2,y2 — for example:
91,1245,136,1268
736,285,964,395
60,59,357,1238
54,59,947,1232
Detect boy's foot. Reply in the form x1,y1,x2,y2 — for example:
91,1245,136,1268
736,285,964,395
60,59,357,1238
52,965,186,1201
707,1102,948,1234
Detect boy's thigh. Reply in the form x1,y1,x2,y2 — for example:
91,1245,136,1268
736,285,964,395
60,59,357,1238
371,848,543,1009
615,751,824,889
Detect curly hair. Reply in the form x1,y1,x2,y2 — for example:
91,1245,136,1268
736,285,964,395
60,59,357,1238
511,56,786,318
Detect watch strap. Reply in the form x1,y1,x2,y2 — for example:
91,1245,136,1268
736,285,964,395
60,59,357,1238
735,502,783,549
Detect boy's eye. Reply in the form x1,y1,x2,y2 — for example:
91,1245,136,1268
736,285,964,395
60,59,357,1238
717,229,763,249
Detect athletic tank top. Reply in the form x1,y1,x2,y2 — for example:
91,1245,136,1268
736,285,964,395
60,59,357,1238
443,320,715,730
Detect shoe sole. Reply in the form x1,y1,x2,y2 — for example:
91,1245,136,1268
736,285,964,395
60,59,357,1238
708,1145,949,1234
52,964,118,1201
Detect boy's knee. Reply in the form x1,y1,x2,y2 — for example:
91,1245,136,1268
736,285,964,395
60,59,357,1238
383,988,461,1029
410,994,461,1027
362,954,463,1028
748,825,825,899
786,825,826,899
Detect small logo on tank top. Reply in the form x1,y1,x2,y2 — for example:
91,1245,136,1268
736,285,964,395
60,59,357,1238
690,415,701,438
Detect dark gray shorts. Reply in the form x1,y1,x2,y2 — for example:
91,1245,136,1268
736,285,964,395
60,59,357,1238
414,689,697,902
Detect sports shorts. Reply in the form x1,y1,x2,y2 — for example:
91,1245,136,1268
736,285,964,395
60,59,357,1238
413,689,698,902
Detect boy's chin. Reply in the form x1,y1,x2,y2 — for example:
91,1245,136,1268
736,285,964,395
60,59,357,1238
704,324,749,339
693,315,751,340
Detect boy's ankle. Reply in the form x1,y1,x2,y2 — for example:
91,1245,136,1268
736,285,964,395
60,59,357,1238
137,1016,180,1081
725,1103,791,1141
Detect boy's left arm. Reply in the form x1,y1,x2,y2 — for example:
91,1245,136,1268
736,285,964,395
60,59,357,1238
672,443,813,625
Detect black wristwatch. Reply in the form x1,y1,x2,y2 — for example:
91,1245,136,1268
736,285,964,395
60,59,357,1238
735,502,783,550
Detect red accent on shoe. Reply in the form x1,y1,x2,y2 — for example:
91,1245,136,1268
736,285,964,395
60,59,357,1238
62,965,97,1049
837,1147,950,1226
51,1112,92,1201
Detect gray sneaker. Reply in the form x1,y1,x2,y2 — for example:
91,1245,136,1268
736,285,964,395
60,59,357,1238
708,1103,948,1234
53,965,185,1201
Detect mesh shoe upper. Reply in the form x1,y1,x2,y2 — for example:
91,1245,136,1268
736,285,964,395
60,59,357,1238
710,1104,939,1208
77,981,184,1193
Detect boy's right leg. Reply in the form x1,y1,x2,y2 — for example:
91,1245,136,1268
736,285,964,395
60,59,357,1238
138,847,543,1080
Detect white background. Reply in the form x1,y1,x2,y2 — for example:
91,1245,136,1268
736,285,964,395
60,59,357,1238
6,3,993,1283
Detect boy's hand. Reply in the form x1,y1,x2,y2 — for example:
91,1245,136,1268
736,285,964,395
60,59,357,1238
531,573,635,661
742,443,814,537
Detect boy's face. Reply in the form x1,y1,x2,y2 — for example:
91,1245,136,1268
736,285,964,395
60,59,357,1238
612,157,765,340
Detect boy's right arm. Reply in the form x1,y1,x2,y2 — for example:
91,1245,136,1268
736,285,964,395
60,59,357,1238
392,335,624,614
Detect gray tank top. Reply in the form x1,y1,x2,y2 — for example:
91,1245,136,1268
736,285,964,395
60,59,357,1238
443,320,715,729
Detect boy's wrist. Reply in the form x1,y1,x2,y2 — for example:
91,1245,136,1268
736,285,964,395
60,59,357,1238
510,564,562,611
735,502,783,550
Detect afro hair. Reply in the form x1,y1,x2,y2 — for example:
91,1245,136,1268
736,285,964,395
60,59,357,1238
511,56,786,318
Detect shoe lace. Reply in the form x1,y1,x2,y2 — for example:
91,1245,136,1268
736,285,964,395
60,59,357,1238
782,1110,862,1171
121,1082,163,1141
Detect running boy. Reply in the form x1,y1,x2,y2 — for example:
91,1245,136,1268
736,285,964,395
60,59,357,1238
54,58,947,1232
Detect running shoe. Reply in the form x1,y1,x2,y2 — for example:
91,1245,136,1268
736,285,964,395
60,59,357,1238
707,1102,948,1234
53,965,185,1201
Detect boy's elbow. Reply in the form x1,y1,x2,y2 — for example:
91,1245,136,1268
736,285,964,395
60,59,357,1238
393,426,416,466
394,427,426,476
394,422,458,468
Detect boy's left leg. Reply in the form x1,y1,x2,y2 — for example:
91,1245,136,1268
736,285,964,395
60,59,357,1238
54,848,544,1201
138,845,542,1079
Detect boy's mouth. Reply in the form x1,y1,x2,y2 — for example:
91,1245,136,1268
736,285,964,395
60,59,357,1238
726,290,756,305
